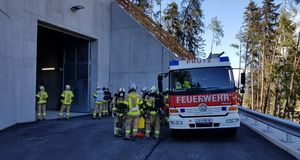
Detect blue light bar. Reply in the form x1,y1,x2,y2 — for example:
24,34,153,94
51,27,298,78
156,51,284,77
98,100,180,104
219,57,229,62
169,60,179,66
222,107,227,111
180,109,185,113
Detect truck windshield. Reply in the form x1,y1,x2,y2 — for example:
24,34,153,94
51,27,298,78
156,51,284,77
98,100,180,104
170,67,235,93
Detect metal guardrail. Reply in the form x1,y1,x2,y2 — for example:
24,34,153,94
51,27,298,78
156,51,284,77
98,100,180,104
238,106,300,142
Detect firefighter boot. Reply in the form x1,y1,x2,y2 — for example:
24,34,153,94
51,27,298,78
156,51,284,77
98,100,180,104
92,113,97,119
66,112,70,120
42,112,46,120
59,112,63,119
37,112,42,121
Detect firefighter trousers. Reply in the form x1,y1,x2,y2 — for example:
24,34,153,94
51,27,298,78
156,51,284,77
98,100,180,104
37,104,46,120
59,104,71,119
93,104,103,118
114,115,124,135
125,116,140,139
145,115,160,138
102,103,109,116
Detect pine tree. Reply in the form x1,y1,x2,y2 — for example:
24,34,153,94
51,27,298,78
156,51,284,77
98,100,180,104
208,17,224,54
260,0,280,113
181,0,205,58
242,1,262,110
163,2,183,42
132,0,150,13
276,8,299,120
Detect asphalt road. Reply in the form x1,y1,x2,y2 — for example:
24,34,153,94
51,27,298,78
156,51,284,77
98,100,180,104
0,116,296,160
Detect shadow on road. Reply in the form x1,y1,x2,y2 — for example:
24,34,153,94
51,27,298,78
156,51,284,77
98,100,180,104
168,128,238,142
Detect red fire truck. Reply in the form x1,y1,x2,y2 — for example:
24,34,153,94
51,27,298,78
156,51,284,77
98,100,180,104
158,54,245,137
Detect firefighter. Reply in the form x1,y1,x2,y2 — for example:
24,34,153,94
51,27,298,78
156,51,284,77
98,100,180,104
137,87,149,136
93,87,105,119
183,80,192,89
106,88,113,117
59,85,74,120
112,87,128,136
140,87,149,117
144,86,161,139
36,86,48,121
124,84,141,141
103,87,111,116
175,82,182,90
111,91,118,118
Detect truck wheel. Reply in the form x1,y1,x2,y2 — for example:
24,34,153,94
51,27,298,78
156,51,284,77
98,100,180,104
225,128,238,137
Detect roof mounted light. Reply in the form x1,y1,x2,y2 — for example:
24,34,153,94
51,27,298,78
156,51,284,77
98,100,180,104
220,57,229,62
169,60,179,66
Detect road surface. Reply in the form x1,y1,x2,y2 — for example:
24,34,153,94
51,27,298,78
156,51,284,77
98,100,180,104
0,116,295,160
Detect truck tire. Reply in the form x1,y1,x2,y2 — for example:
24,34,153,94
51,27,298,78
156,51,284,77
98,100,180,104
225,128,238,137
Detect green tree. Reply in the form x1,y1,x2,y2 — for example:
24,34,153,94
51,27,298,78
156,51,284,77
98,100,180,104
231,30,247,105
208,17,224,54
242,1,262,111
163,2,183,42
260,0,280,114
132,0,150,13
276,8,299,120
181,0,205,58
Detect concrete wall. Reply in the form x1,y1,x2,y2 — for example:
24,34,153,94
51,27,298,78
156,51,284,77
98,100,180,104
109,2,176,93
0,0,113,130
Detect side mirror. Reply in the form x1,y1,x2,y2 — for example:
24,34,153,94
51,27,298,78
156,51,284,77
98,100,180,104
241,72,246,85
158,74,163,93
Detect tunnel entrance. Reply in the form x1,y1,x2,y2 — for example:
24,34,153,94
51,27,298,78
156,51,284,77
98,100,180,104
36,25,91,112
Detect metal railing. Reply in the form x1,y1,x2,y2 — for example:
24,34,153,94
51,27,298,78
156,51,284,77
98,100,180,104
239,106,300,142
115,0,195,60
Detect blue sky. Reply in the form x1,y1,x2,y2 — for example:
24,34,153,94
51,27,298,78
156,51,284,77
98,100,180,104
160,0,299,68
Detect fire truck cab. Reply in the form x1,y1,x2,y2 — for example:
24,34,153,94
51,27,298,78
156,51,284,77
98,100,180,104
158,54,244,137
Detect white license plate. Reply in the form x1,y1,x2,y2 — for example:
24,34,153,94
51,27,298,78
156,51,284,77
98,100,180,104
195,119,213,123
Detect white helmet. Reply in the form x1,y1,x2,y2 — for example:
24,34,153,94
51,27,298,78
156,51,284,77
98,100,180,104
149,86,157,94
141,87,148,93
96,86,101,90
119,87,125,92
65,85,71,90
39,86,45,91
129,84,137,91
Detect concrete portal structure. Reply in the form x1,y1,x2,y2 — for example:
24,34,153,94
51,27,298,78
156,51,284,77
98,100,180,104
0,0,175,130
109,3,176,93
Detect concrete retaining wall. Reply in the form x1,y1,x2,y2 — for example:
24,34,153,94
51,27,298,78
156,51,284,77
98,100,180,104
0,0,177,130
0,0,113,130
109,2,176,93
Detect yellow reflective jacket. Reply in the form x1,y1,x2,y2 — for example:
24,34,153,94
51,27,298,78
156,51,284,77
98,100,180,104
183,81,192,89
36,91,48,104
146,96,157,116
127,92,141,117
113,99,128,116
61,90,74,105
93,92,106,105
